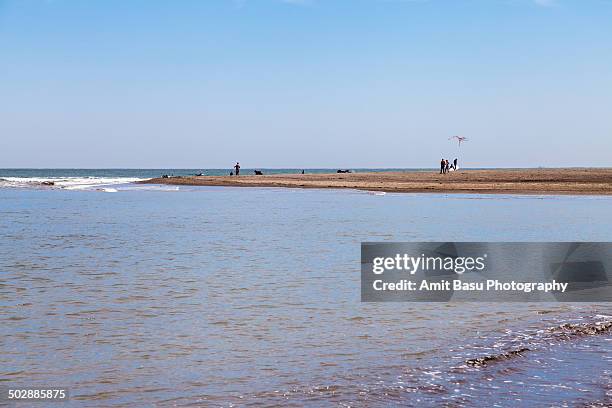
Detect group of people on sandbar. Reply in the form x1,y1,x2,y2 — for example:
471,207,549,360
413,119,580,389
229,162,307,176
229,162,263,176
440,158,458,174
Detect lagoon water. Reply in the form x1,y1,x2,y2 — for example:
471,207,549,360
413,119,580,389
1,172,611,407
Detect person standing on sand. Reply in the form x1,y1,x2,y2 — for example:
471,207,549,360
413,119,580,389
445,159,450,173
234,162,240,176
440,159,446,174
453,158,458,170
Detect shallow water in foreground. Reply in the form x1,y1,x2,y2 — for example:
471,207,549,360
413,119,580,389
1,185,611,407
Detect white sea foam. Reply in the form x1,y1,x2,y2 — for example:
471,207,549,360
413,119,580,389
0,177,144,191
118,185,180,192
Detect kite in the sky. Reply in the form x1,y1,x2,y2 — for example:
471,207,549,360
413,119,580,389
449,135,468,147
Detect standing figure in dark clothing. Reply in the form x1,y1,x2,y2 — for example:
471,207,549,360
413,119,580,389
234,162,240,176
440,159,446,174
453,158,458,170
445,160,450,173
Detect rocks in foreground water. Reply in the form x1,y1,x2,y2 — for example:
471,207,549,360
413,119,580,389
466,347,530,367
465,320,612,367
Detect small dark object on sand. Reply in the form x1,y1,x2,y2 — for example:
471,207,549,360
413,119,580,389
254,170,263,175
195,172,204,176
41,181,55,186
337,169,351,174
161,174,169,179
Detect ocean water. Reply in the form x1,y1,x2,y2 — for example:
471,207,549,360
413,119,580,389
0,168,437,191
1,170,611,407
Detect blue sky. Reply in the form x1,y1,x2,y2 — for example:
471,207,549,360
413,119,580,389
1,0,611,168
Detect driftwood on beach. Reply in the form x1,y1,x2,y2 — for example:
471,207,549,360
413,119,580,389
139,168,612,196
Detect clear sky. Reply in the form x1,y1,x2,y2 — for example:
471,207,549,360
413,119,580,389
1,0,611,168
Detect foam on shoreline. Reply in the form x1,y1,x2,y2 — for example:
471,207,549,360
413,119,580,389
0,177,144,190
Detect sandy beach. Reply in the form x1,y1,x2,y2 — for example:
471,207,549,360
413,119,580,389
140,168,612,195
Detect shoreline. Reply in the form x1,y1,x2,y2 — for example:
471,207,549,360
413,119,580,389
138,168,612,195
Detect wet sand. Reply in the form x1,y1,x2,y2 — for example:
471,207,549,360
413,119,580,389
139,168,612,195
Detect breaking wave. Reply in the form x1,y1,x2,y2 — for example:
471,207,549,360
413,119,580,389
0,177,144,191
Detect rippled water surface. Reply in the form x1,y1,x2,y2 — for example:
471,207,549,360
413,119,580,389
1,185,611,407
